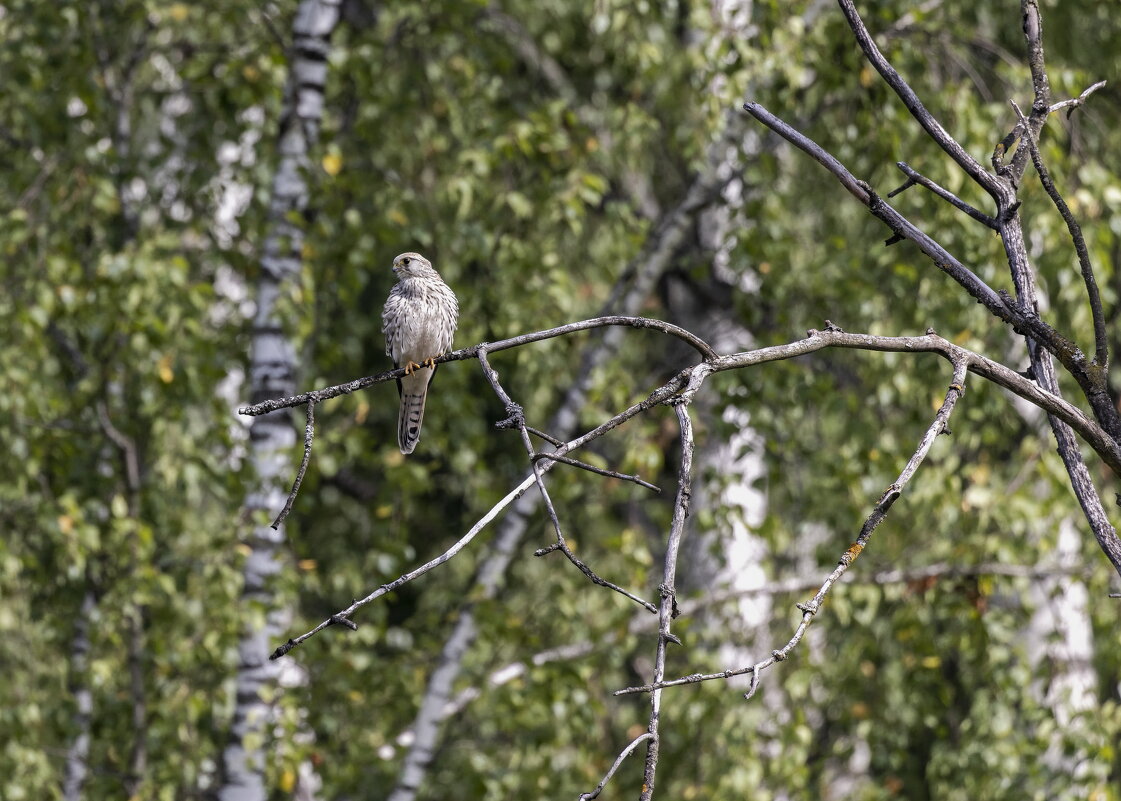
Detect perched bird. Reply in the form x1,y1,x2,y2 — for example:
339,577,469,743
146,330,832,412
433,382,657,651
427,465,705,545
381,252,459,454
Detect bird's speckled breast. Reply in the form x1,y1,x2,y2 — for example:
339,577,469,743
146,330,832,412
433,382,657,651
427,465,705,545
384,278,458,365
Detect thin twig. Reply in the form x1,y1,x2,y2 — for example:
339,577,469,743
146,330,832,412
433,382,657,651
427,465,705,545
890,161,998,229
836,0,1002,198
1048,80,1106,115
579,733,654,801
271,399,316,529
743,102,1012,322
525,426,564,447
271,371,691,658
638,400,695,801
1009,100,1108,368
478,349,657,613
530,451,660,493
616,357,970,697
271,471,541,659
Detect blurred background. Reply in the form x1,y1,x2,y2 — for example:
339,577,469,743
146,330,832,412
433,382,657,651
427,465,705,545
2,0,1120,799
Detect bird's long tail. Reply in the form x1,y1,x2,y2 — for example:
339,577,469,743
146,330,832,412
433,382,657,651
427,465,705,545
397,370,431,454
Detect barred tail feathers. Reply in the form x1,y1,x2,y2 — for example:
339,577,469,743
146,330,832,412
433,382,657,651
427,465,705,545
397,370,431,454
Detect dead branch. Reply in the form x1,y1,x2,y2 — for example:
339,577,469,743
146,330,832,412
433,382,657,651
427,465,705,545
616,356,970,697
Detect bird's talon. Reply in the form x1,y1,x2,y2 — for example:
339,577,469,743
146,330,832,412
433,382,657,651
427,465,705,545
403,360,422,375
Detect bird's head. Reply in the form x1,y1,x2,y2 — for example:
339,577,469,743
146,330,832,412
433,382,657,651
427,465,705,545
392,252,433,278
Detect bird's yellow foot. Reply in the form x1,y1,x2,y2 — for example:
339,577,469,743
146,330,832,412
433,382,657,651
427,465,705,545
403,360,423,375
422,356,438,369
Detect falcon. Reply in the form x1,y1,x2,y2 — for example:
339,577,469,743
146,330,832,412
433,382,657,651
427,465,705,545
381,252,459,454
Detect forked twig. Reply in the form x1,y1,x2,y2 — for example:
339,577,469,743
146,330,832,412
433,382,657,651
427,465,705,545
1009,99,1108,369
890,161,998,229
616,357,970,696
271,368,693,658
478,348,657,613
578,733,653,801
530,451,660,493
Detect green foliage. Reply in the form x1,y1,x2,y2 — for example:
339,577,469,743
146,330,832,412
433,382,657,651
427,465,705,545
2,1,1120,799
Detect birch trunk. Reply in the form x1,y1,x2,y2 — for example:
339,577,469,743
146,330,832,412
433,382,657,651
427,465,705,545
62,589,96,801
219,3,340,799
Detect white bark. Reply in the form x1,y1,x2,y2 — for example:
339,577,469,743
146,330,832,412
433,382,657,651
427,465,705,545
1026,517,1098,790
219,3,340,800
62,589,96,801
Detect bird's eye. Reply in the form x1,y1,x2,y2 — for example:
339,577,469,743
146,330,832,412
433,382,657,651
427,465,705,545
402,257,411,265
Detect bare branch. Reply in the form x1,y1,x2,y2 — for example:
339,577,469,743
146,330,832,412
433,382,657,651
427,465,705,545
1009,100,1108,368
477,349,657,613
579,733,654,801
617,357,971,697
271,399,316,530
271,471,540,660
530,451,660,493
271,372,691,658
836,0,1002,198
239,316,717,418
1049,80,1106,115
748,99,1101,407
525,426,564,447
743,102,1013,323
814,2,1118,574
984,3,1121,575
890,161,998,229
709,329,1121,478
994,1,1056,183
1021,0,1051,110
638,401,695,801
272,313,1121,662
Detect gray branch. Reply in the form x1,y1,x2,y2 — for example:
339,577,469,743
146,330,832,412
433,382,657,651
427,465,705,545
836,0,1003,198
272,371,691,660
579,733,654,801
272,325,1121,661
616,356,970,697
637,401,695,801
476,349,658,612
239,315,717,418
1009,100,1108,369
890,161,998,229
